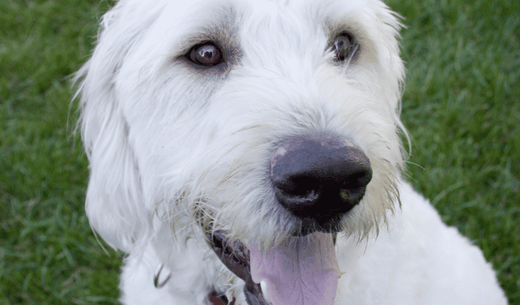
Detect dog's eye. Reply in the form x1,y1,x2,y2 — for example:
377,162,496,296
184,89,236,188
188,43,223,66
333,33,357,62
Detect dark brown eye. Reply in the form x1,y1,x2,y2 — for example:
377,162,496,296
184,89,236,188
189,43,223,66
333,33,356,62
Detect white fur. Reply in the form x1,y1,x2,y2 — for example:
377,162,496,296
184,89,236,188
75,0,508,304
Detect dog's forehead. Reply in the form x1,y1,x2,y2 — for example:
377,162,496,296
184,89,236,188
155,0,373,49
159,0,363,24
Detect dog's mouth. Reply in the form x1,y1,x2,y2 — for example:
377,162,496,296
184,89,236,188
207,230,268,304
206,229,340,305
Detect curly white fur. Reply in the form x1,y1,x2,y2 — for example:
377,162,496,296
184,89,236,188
75,0,508,304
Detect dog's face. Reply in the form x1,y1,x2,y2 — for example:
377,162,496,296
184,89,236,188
78,0,405,302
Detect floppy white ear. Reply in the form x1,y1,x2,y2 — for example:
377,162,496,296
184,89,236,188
75,2,159,252
369,2,409,153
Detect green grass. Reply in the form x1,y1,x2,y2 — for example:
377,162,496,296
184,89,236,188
0,0,518,304
388,0,520,301
0,1,122,304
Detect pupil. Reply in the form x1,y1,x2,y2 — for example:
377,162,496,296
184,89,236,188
334,36,352,60
199,46,215,60
188,42,222,66
335,38,346,51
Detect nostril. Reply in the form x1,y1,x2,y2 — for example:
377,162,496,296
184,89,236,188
339,168,372,202
270,138,372,219
273,176,321,211
342,167,373,189
274,176,318,197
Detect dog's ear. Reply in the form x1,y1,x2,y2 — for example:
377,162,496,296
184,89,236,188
74,2,159,252
371,3,409,154
373,3,406,113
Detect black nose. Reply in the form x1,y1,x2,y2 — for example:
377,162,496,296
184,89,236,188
270,138,372,220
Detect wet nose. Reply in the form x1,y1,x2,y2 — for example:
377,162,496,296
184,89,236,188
270,138,372,219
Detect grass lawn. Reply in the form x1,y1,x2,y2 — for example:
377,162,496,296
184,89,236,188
0,0,518,304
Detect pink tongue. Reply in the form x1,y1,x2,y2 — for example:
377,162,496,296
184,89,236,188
249,232,340,305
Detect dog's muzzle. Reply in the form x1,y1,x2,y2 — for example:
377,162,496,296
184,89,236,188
202,137,372,305
271,136,372,235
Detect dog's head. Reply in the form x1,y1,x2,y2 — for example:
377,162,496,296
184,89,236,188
76,0,406,302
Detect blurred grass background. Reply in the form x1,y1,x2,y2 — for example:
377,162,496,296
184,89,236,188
0,0,518,304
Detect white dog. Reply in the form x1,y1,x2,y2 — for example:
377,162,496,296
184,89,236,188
75,0,508,304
